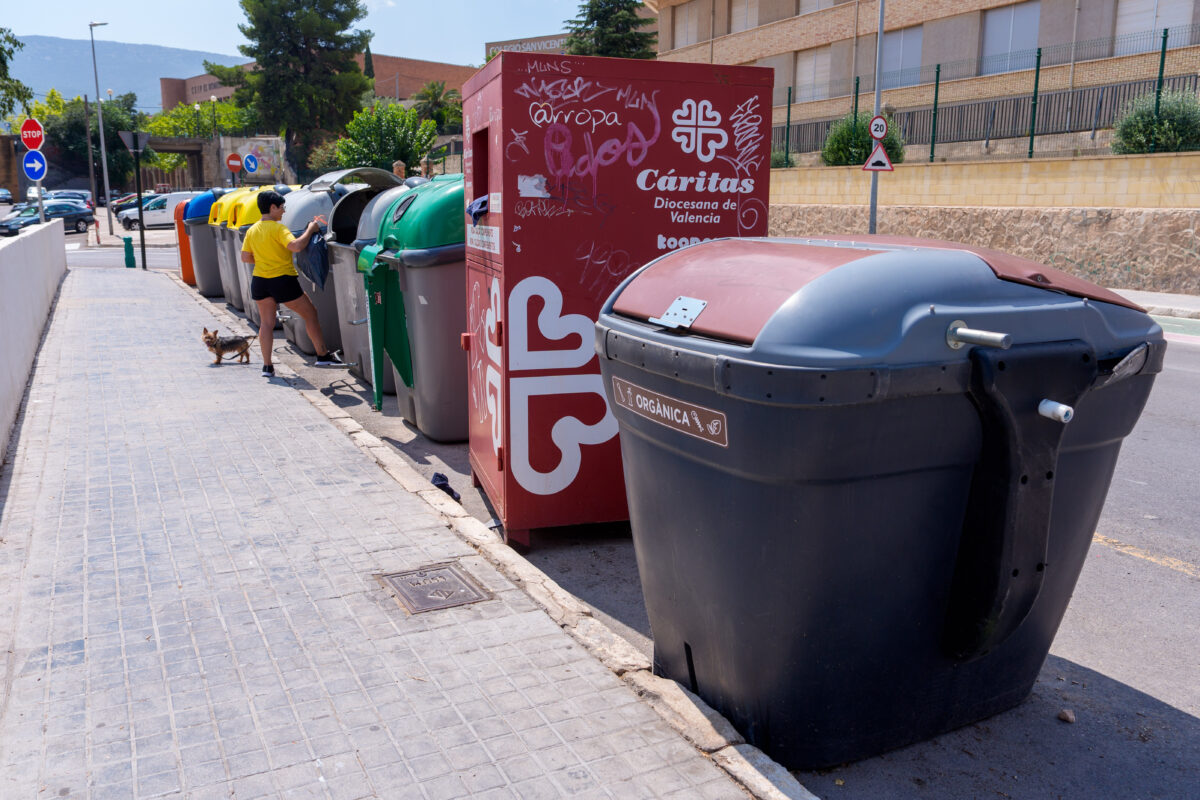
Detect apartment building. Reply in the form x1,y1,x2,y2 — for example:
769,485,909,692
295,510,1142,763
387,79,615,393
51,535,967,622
646,0,1200,123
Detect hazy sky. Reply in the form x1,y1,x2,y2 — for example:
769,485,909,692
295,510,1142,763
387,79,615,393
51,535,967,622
6,0,581,67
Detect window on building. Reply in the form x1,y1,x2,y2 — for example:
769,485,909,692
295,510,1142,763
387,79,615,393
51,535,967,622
798,0,836,15
673,0,702,48
881,25,923,89
793,46,832,103
981,1,1041,75
731,0,758,34
1115,0,1194,55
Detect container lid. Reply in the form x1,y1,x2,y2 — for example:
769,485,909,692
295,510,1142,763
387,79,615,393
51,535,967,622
329,186,390,245
184,188,223,221
208,187,253,225
377,175,464,251
611,237,1147,349
279,187,335,235
308,167,402,193
354,185,412,245
613,239,881,344
229,188,266,229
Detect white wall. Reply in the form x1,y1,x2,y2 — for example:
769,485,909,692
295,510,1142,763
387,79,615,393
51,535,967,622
0,220,67,468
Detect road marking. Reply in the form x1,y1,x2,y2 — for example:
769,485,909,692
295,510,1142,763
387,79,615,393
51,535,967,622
1093,534,1200,580
1164,332,1200,347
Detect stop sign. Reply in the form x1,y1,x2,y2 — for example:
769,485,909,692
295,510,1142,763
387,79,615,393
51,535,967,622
20,118,45,151
226,153,243,173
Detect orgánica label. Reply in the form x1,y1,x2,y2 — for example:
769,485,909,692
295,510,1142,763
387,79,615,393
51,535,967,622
611,377,728,447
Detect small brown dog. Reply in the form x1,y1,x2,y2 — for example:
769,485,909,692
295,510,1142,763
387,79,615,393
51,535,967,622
202,327,254,364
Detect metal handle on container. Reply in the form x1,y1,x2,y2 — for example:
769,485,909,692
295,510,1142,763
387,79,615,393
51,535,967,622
1038,399,1074,423
947,320,1012,350
350,317,368,326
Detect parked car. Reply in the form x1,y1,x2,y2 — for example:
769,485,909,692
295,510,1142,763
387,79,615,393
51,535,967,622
112,192,158,214
0,188,12,204
0,202,94,235
26,186,45,201
118,190,201,229
48,189,93,208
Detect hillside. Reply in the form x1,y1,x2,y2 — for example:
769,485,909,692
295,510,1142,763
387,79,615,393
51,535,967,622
10,35,247,113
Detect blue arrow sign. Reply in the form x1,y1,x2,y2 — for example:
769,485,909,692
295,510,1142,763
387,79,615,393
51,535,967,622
22,150,47,181
243,153,259,173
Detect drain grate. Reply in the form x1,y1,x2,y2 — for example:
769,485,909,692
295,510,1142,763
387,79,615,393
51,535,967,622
381,562,492,614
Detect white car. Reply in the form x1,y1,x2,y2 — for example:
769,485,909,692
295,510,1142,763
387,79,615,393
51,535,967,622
118,191,202,229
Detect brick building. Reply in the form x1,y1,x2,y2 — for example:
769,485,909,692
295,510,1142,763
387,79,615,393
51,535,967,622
160,53,478,112
646,0,1200,124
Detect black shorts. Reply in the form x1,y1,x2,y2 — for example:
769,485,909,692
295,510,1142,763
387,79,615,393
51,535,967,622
250,274,304,304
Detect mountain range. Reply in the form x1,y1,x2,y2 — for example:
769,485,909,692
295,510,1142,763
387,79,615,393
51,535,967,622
10,35,248,113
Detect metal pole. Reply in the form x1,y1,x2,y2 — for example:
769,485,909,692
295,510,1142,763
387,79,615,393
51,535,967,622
869,0,885,235
89,23,114,237
36,178,45,224
930,64,941,163
84,95,98,233
1151,28,1168,153
134,144,146,270
1028,47,1042,159
784,86,792,166
1066,0,1081,130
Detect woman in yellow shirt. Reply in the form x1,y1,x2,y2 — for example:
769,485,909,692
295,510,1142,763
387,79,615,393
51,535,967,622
240,190,343,377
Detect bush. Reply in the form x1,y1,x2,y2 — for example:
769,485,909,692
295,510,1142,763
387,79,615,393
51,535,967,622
820,112,905,167
771,150,793,168
306,139,341,173
1111,89,1200,154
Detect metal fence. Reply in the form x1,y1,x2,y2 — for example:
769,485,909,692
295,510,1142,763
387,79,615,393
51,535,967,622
773,72,1200,156
775,22,1200,107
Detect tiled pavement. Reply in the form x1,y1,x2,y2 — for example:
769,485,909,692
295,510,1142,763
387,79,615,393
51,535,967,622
0,267,749,799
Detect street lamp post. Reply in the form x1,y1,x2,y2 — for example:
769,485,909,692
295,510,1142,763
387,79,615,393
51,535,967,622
211,96,221,187
89,21,114,237
193,103,200,137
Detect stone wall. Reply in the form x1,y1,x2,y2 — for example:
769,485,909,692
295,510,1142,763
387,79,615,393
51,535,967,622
769,204,1200,294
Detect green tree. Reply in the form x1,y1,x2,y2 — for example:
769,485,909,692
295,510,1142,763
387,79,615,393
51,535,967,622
307,138,342,173
144,100,262,171
335,103,436,175
5,87,69,132
820,112,905,167
564,0,656,59
411,80,461,134
1111,89,1200,154
0,28,33,118
44,94,143,188
364,42,375,80
205,0,372,165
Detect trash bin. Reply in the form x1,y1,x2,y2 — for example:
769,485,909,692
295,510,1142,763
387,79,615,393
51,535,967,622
209,187,254,311
174,201,196,286
281,167,403,361
228,187,267,327
596,235,1165,770
184,189,225,298
329,182,417,391
358,174,466,438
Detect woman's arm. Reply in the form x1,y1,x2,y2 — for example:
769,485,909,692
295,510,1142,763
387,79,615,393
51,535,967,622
286,215,326,253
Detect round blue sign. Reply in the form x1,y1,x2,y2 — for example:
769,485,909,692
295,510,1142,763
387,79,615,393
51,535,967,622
22,150,48,182
243,154,259,173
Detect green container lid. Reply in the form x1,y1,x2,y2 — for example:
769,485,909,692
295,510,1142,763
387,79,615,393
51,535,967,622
377,174,464,252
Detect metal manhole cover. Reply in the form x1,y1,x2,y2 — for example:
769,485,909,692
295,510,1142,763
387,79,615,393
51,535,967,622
381,563,492,614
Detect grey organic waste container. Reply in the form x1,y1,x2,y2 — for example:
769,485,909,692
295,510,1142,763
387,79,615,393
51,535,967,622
183,189,224,298
325,175,420,390
596,235,1165,770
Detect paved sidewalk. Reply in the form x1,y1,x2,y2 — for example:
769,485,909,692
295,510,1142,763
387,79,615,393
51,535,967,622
0,267,749,799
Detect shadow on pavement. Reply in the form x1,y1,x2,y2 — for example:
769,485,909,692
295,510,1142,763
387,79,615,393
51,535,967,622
796,656,1200,799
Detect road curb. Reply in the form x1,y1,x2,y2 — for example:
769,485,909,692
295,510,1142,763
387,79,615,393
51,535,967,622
166,270,817,800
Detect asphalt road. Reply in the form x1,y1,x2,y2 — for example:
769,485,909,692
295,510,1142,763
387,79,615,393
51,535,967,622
61,251,1200,799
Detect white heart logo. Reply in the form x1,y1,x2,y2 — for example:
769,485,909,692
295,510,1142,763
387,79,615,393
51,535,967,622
509,374,618,496
508,276,595,371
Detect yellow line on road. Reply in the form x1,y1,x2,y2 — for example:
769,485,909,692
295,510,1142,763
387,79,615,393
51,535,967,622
1093,534,1200,580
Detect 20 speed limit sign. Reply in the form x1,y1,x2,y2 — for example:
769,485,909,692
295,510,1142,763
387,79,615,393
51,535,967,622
869,115,888,140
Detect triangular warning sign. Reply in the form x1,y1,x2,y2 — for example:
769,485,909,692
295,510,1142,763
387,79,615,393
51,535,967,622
862,141,894,172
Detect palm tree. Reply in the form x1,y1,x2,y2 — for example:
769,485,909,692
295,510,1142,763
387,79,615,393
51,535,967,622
412,80,462,134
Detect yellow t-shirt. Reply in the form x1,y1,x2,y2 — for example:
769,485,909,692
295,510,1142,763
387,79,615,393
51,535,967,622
241,219,298,278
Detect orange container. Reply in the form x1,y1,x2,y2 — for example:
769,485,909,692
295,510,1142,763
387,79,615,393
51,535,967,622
174,200,196,285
